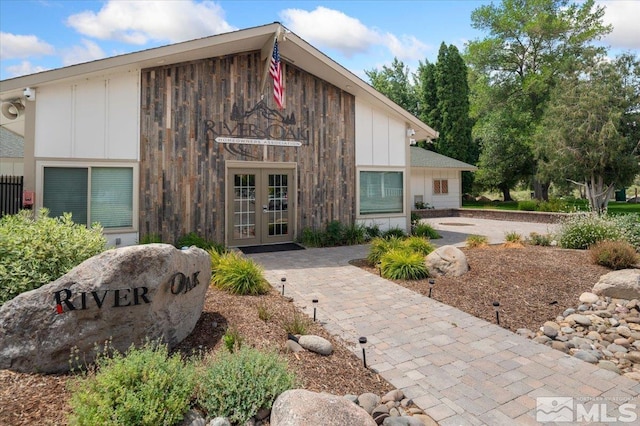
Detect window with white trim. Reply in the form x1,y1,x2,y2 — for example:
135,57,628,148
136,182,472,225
433,179,449,195
43,166,134,229
359,170,404,215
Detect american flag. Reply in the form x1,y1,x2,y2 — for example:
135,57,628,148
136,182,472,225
269,40,284,109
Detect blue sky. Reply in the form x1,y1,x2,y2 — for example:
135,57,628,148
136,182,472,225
0,0,638,82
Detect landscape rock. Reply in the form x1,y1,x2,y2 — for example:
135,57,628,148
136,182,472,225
381,389,404,403
179,409,206,426
543,325,558,339
207,418,231,426
579,292,600,304
382,416,425,426
424,245,469,277
284,340,304,353
358,393,382,415
0,244,210,373
297,335,333,355
593,270,640,300
566,314,592,327
270,389,376,426
574,350,599,364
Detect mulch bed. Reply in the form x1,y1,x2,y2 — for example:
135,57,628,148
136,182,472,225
351,244,611,332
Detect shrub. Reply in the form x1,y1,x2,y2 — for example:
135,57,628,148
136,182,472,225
212,251,269,295
379,249,429,280
367,236,404,265
196,346,296,424
558,214,621,250
413,222,441,239
466,234,489,248
68,341,195,426
299,227,323,247
517,200,538,211
138,233,163,244
590,240,638,270
342,223,366,245
175,232,225,252
282,311,310,335
382,227,407,239
610,214,640,251
0,210,106,305
537,198,568,213
323,220,345,246
403,236,435,256
504,231,523,243
364,224,382,240
528,232,553,246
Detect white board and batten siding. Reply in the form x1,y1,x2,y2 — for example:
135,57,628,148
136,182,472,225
355,100,409,232
34,69,140,246
411,168,461,209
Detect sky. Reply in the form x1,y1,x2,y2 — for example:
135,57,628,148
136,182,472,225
0,0,639,82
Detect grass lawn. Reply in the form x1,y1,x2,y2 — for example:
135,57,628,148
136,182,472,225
462,200,640,214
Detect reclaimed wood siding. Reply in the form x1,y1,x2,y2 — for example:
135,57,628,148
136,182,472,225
140,51,356,243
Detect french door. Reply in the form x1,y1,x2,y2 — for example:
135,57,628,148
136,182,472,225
227,166,294,247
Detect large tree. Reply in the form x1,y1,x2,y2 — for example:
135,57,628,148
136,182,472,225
537,55,640,214
467,0,611,200
365,58,418,116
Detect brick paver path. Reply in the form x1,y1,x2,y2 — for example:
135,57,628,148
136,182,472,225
249,245,640,425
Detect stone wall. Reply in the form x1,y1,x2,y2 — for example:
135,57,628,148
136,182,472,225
412,208,568,224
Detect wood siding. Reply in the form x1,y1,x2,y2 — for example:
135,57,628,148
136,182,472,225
140,51,356,244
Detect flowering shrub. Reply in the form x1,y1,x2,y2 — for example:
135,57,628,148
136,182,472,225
558,214,622,250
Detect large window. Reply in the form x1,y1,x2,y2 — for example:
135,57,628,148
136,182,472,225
43,166,134,229
359,170,404,215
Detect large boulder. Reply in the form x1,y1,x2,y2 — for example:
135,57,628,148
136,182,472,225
592,269,640,300
0,244,210,373
270,389,376,426
425,245,469,277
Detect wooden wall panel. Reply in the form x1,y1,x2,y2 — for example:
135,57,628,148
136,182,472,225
140,51,356,244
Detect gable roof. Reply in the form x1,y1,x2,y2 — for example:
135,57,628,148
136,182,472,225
0,22,438,141
0,127,24,158
410,146,477,171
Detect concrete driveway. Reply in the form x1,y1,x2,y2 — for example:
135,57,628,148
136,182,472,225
419,217,560,247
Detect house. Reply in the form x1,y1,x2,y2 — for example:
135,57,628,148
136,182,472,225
0,22,472,248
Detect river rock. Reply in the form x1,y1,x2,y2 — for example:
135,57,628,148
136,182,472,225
382,416,425,426
298,335,333,355
566,314,592,327
358,393,382,414
579,292,600,304
574,350,599,363
271,389,376,426
593,270,640,300
0,244,210,373
424,245,469,277
543,325,558,339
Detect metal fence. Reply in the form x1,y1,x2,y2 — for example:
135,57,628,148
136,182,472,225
0,175,23,218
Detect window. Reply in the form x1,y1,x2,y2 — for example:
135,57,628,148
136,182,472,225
359,170,403,215
43,166,134,229
433,179,449,195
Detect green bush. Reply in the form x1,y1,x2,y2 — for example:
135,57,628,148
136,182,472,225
223,327,243,353
528,232,553,246
379,249,429,280
342,223,367,245
323,220,345,246
403,236,435,256
382,227,407,239
365,224,382,240
138,233,163,244
537,198,568,213
0,210,106,305
466,234,489,248
299,221,367,247
299,227,323,247
196,346,296,424
175,232,224,252
590,240,638,270
609,214,640,251
68,341,195,426
212,251,269,295
558,214,621,250
367,236,404,265
413,223,441,239
517,200,538,211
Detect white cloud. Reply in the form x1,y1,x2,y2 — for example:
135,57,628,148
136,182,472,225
280,6,378,57
599,0,640,50
61,39,107,66
280,6,429,62
5,60,49,78
0,32,55,59
66,0,236,45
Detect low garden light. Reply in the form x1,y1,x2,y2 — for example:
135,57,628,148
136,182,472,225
493,301,500,325
428,279,435,298
312,298,319,322
359,336,368,368
280,277,286,296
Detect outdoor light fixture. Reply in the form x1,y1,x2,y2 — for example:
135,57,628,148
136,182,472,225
312,298,318,322
280,277,286,296
359,336,368,368
428,279,435,298
493,301,501,325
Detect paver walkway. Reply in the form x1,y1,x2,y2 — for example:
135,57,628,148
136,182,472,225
248,242,640,425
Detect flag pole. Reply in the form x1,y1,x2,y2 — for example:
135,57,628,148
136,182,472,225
260,26,281,95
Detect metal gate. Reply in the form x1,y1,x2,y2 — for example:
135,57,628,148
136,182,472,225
0,175,23,218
